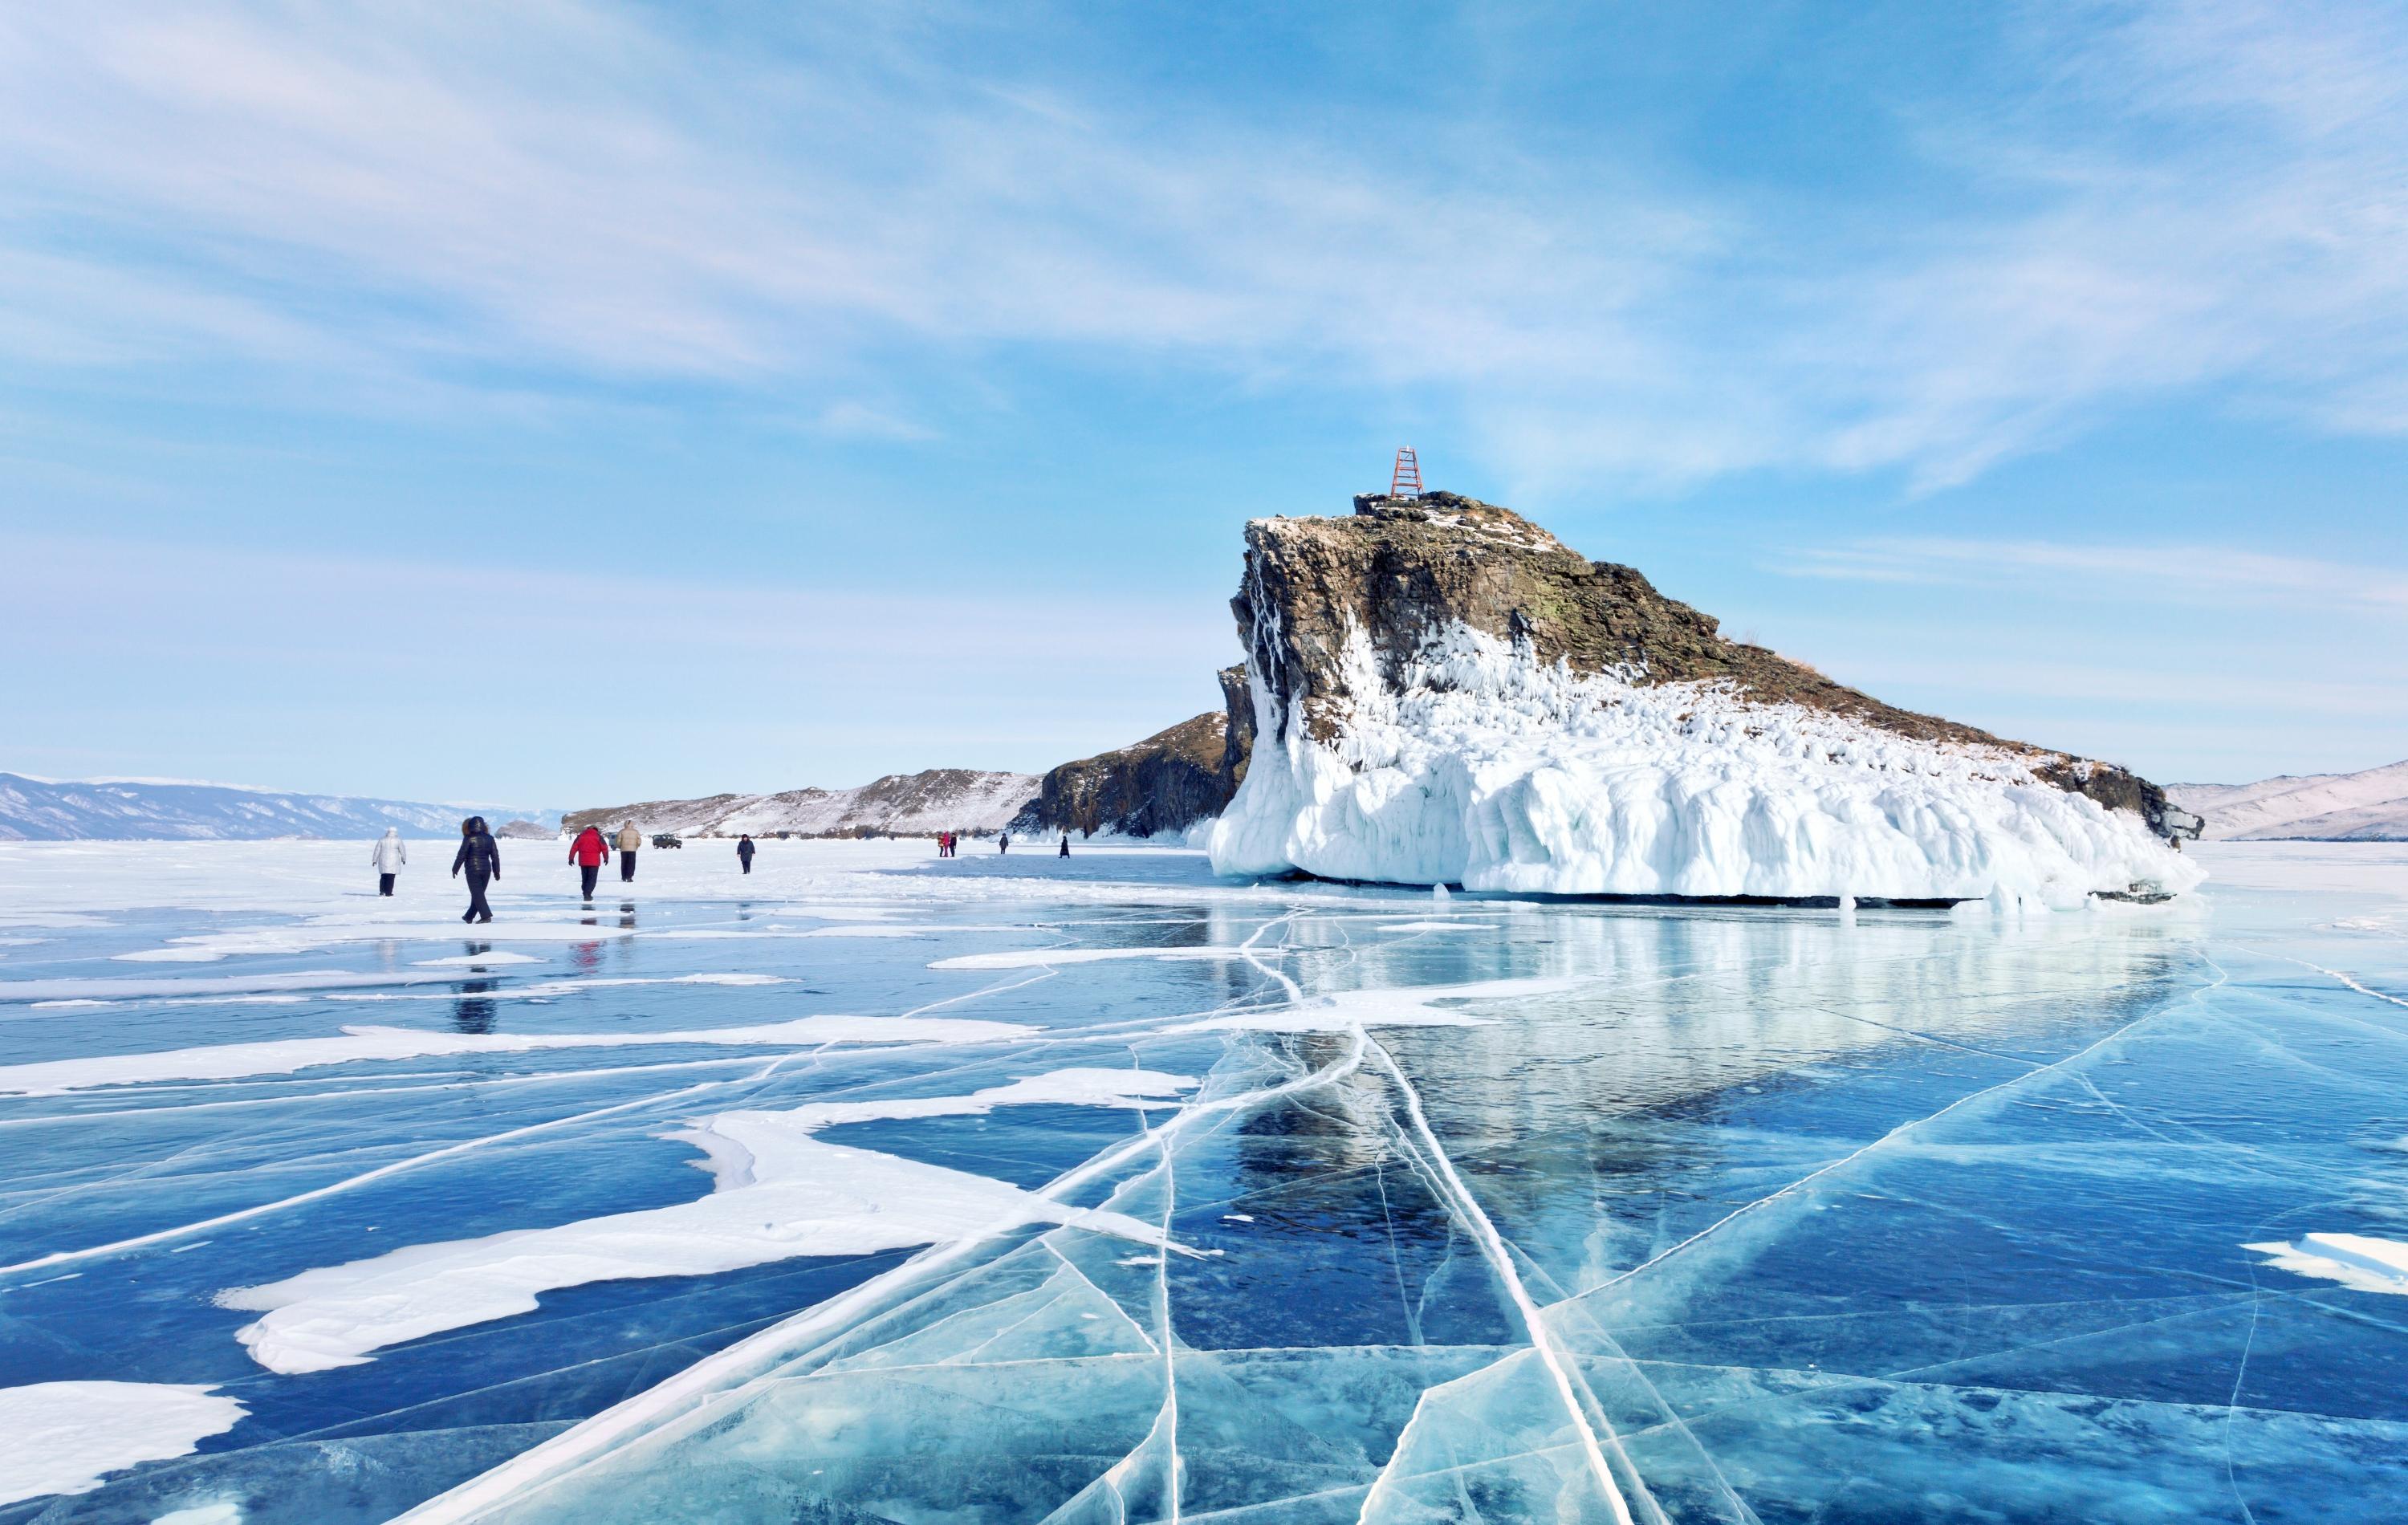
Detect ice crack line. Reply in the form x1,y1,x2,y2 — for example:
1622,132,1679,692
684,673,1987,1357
1591,956,2229,1298
1362,1034,1649,1525
0,1059,794,1279
393,1027,1371,1525
2272,954,2408,1011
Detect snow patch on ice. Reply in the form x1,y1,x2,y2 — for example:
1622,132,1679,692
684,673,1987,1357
930,946,1277,970
2245,1232,2408,1295
4,969,479,1004
222,1072,1190,1372
0,1015,1031,1096
774,1068,1194,1133
413,951,545,967
0,1381,246,1505
113,918,636,963
1174,975,1584,1034
1210,620,2201,909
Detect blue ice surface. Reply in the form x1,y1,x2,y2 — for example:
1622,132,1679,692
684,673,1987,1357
0,843,2404,1523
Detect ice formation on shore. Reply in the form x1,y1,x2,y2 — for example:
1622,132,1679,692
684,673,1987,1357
1212,621,2201,908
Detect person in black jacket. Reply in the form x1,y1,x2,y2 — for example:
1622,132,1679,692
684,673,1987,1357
737,834,756,874
450,815,502,924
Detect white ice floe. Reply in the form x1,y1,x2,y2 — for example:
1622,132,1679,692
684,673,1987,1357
108,918,637,964
4,969,486,1004
1377,921,1496,933
2244,1232,2408,1295
773,1068,1194,1131
1210,621,2202,909
1174,975,1585,1035
224,1072,1190,1372
0,1016,1032,1096
22,971,796,1013
0,1381,247,1505
649,925,1023,940
930,946,1274,970
413,951,545,967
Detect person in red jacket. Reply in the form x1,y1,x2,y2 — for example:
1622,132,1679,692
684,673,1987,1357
568,824,610,901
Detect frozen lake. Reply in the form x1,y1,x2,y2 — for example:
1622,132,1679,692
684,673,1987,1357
0,837,2403,1523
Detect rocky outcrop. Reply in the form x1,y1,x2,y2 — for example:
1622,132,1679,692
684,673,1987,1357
1217,661,1255,793
566,769,1039,839
1014,669,1255,839
1210,491,2201,905
1237,492,2177,835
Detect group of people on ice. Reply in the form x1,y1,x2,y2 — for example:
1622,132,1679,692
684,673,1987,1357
372,817,1068,921
369,820,508,923
564,821,646,898
940,831,1069,857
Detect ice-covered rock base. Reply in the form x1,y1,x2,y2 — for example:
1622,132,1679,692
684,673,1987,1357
1212,622,2201,908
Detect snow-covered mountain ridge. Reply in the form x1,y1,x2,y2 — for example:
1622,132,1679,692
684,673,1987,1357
1208,492,2200,905
563,769,1038,839
2167,760,2408,841
0,774,551,841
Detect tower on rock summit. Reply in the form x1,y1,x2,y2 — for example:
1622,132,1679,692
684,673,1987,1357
1389,447,1422,498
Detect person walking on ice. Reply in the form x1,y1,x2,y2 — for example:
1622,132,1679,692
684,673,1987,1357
569,823,610,901
451,817,501,924
998,832,1010,855
372,827,408,896
616,822,642,883
1059,832,1071,858
737,834,756,874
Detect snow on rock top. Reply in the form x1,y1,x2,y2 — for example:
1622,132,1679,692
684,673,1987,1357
565,768,1039,839
1209,492,2201,907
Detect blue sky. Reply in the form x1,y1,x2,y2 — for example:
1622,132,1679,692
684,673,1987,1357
2,0,2403,807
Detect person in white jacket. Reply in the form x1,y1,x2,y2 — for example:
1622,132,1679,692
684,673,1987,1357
372,828,408,897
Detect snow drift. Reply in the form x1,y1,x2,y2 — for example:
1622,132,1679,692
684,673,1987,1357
1209,494,2199,908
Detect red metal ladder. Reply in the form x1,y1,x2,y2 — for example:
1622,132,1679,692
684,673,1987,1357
1390,447,1422,497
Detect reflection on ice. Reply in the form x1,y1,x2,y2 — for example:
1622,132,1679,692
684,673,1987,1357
0,840,2404,1523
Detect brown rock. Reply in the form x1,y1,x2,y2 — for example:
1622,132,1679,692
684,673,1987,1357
1230,491,2182,837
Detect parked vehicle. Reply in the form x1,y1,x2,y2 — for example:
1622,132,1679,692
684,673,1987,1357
651,834,683,849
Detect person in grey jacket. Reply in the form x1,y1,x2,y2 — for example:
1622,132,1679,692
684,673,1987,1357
371,828,408,896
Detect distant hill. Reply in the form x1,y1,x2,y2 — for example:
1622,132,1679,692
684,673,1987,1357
2166,760,2408,841
0,773,555,841
564,769,1039,839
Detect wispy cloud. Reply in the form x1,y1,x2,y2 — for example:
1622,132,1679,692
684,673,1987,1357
1777,536,2408,616
2,2,2408,489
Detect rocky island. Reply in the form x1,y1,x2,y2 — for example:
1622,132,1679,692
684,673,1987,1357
1206,491,2200,906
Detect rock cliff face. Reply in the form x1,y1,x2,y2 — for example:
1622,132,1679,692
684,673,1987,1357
1210,492,2201,905
1014,667,1254,839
